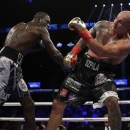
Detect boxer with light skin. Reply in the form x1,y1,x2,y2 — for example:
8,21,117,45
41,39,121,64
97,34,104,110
46,11,130,130
0,12,63,130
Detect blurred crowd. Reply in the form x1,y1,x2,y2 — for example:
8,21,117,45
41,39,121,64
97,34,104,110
0,104,130,130
0,120,129,130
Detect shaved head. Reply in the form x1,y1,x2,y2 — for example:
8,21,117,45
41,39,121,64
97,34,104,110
117,11,130,30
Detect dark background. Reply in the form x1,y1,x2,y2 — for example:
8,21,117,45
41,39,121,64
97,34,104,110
0,0,130,92
0,1,130,127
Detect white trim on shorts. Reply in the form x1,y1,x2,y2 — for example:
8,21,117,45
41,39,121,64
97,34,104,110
93,91,119,109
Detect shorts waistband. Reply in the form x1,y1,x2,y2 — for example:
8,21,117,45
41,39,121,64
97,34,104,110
84,53,116,72
0,46,24,66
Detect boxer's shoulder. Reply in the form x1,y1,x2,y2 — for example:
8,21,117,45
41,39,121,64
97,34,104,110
94,20,111,29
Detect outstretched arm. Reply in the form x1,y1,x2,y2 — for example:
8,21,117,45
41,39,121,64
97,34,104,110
75,27,96,50
29,40,45,53
40,27,63,65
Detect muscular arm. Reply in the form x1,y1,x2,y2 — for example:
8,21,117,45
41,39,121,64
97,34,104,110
62,27,96,67
70,19,130,60
86,38,130,59
40,28,63,65
83,21,130,58
29,40,45,53
74,27,96,50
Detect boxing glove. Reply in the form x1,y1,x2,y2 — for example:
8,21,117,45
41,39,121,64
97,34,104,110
68,17,92,43
63,45,81,68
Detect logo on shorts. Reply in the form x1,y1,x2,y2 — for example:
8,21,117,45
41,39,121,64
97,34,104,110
68,93,77,101
19,79,28,92
65,78,81,92
60,88,68,97
95,73,108,85
85,59,99,71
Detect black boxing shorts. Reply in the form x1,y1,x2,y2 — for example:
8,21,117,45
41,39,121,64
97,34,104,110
0,46,30,105
55,53,119,108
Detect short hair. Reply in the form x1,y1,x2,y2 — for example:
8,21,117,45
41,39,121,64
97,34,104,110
33,12,48,19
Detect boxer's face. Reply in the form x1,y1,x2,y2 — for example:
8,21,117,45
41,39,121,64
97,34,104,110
40,15,50,29
112,11,130,35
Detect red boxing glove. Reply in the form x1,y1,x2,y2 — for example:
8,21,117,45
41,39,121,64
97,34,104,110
71,55,77,66
79,29,92,43
71,45,82,55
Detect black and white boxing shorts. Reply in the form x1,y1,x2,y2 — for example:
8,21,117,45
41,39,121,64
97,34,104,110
0,46,30,105
56,53,119,109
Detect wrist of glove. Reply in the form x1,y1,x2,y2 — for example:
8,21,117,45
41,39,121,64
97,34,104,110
79,29,92,43
63,52,78,68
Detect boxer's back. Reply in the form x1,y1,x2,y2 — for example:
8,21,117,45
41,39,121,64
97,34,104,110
4,21,43,55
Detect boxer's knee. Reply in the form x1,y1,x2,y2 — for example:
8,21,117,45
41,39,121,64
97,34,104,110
52,99,67,113
104,96,120,113
104,96,121,129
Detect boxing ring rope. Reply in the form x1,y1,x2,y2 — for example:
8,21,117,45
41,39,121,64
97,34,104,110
1,88,130,122
28,88,130,93
3,100,130,106
0,117,130,122
2,100,130,122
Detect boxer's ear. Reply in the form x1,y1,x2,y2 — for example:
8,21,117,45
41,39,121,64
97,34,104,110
37,18,41,23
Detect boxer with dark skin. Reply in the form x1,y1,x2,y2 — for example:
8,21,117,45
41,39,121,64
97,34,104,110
5,12,63,64
46,11,130,130
0,12,63,130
